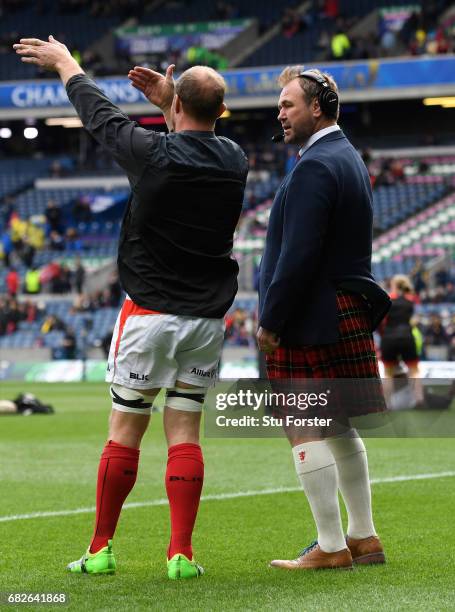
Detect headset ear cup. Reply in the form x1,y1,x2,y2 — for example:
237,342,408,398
319,89,338,117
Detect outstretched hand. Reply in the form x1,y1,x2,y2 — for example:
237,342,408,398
13,35,75,71
128,65,175,111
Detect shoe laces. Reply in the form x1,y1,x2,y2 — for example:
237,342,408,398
298,540,318,557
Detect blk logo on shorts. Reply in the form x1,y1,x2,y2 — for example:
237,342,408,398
298,451,306,462
130,372,149,381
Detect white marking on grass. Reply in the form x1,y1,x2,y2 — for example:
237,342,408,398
1,471,454,524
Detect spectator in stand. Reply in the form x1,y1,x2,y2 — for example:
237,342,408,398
24,267,41,294
51,263,72,293
443,282,455,302
411,259,428,293
49,229,65,251
107,271,122,306
380,28,396,57
400,10,420,47
6,267,19,297
224,307,254,346
324,0,339,20
390,159,405,183
409,26,427,56
435,267,450,287
330,21,351,60
1,194,15,226
374,158,402,187
49,160,67,177
73,256,86,294
71,292,93,313
20,236,36,268
65,227,83,252
41,314,66,334
281,8,301,38
3,297,22,334
424,313,450,360
61,327,77,359
1,229,13,267
45,199,63,232
0,297,7,335
72,195,92,222
82,49,103,76
22,298,42,323
101,330,113,358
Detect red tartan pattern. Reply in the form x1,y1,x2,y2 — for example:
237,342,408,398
265,292,385,417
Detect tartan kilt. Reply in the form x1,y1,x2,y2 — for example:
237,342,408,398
265,291,386,419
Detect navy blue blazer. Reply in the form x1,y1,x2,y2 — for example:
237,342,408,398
258,129,390,347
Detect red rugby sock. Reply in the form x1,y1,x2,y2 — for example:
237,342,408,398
90,440,139,554
166,443,204,560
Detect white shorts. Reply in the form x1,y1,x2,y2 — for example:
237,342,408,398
106,298,225,389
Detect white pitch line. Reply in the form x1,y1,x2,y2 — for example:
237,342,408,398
1,471,454,524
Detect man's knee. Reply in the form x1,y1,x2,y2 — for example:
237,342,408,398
110,383,157,416
165,385,207,413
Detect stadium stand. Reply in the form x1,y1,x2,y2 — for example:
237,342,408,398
0,2,122,80
0,0,454,367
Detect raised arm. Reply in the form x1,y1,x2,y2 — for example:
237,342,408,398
13,36,156,175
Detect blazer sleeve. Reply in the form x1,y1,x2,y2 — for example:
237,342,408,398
259,158,337,335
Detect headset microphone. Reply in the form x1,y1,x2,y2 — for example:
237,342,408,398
271,132,284,143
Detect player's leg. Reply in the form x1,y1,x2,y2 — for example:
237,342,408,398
67,384,158,574
271,420,352,570
164,381,205,579
89,385,158,552
267,346,351,570
162,315,223,578
326,428,385,564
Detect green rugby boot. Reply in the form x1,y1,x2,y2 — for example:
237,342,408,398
67,540,116,575
167,554,204,580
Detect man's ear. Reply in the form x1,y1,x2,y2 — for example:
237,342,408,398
312,97,322,118
216,102,227,119
174,94,182,114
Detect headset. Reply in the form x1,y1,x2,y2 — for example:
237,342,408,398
298,70,339,119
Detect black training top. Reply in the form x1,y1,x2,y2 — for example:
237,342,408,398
66,74,248,318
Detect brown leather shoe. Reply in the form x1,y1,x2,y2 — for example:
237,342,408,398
346,535,386,565
270,542,353,570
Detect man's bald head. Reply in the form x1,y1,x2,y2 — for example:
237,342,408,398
175,66,226,123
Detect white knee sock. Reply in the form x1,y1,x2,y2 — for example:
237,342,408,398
326,429,376,539
292,441,346,553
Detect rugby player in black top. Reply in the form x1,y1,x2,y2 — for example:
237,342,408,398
15,35,248,579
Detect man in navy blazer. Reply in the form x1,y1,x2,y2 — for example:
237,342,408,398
257,66,390,571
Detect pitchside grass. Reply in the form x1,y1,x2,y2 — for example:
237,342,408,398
0,382,454,611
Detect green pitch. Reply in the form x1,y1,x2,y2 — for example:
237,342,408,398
0,382,454,611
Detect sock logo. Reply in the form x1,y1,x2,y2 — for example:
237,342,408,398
169,475,203,482
298,451,306,462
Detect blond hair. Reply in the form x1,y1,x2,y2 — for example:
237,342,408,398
392,274,414,295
